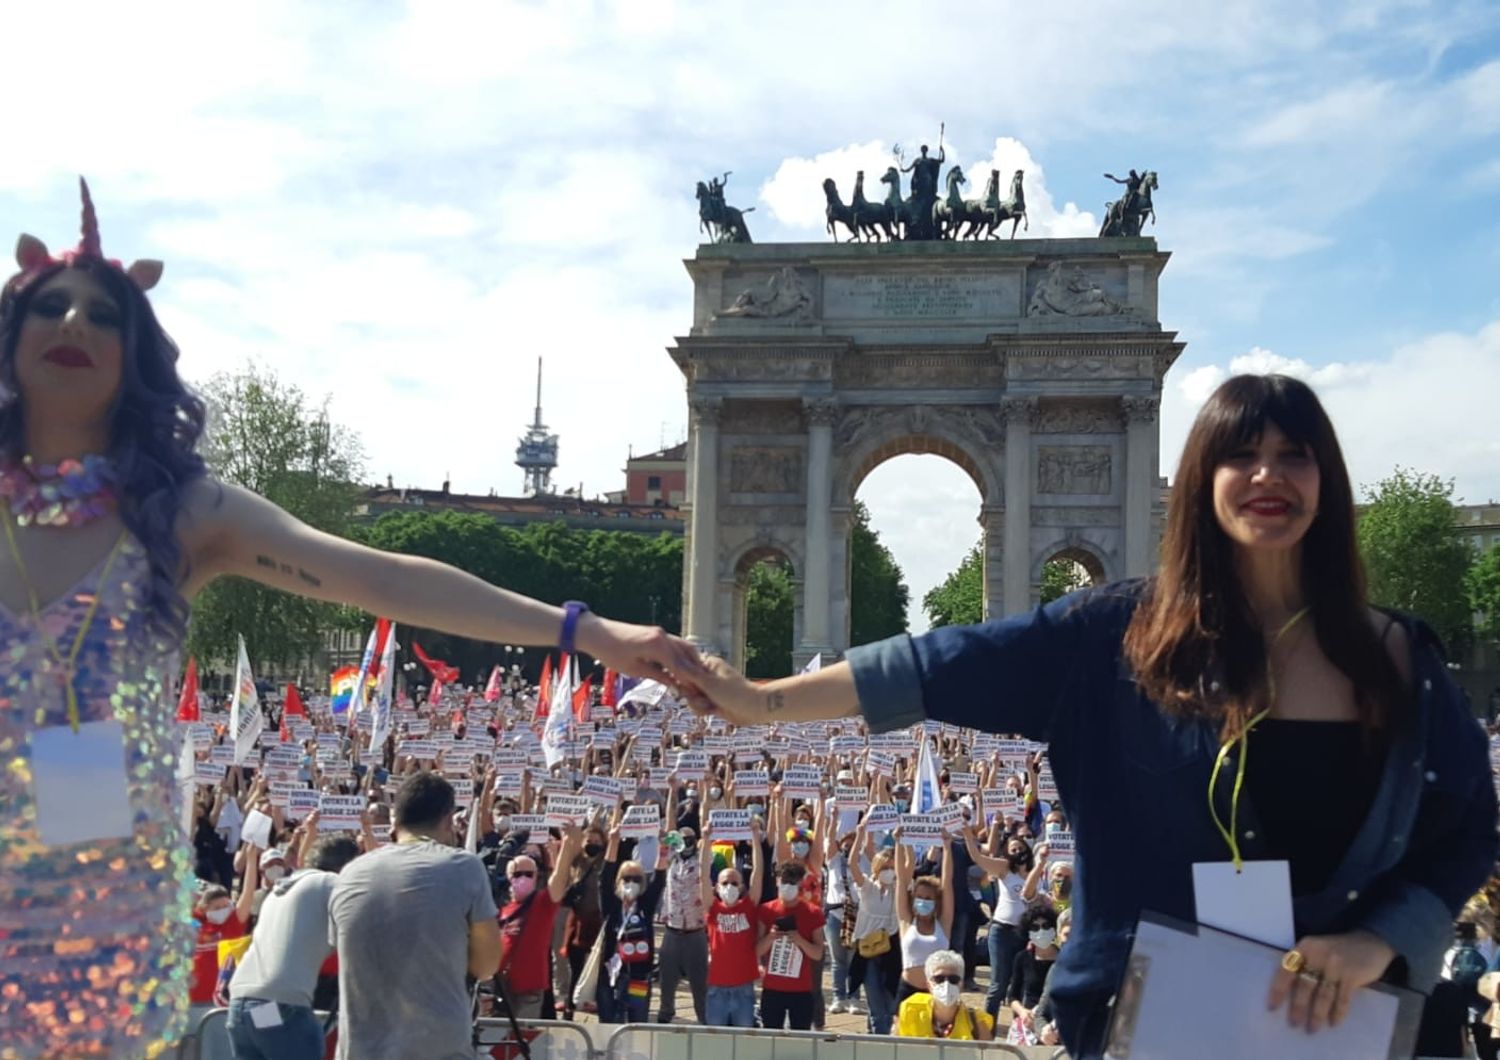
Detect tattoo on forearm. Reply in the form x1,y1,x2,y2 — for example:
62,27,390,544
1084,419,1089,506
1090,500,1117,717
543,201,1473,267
254,554,322,588
767,691,786,714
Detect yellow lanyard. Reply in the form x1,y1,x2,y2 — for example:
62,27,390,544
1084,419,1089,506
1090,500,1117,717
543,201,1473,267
1,510,127,732
1206,606,1309,871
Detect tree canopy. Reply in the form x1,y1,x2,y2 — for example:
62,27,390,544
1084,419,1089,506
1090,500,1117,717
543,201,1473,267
1467,542,1500,648
848,500,911,647
923,544,983,628
1357,468,1473,654
189,364,365,669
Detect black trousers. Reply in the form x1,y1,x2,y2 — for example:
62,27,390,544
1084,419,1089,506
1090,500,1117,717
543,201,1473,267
761,988,813,1030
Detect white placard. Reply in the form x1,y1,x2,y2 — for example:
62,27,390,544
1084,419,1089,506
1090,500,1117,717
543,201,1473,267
947,771,978,793
863,803,899,832
509,813,547,834
835,784,868,810
545,794,592,828
194,761,227,785
708,808,752,841
240,809,274,849
288,790,319,819
782,766,822,799
269,780,295,809
318,794,365,831
620,803,660,839
675,750,709,776
581,775,623,807
898,813,944,845
733,770,770,797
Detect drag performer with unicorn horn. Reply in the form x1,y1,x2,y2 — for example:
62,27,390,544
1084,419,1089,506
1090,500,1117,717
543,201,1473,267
0,179,709,1056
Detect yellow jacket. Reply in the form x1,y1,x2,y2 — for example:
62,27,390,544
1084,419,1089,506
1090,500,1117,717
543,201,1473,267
896,994,995,1040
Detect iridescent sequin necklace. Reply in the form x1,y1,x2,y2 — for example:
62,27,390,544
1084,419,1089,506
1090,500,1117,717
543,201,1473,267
1,509,127,731
0,454,119,528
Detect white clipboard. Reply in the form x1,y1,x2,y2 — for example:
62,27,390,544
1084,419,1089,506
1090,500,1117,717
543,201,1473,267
1104,912,1423,1060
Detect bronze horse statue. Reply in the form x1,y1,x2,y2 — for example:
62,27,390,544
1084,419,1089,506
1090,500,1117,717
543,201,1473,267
696,180,753,243
850,170,895,242
1099,170,1157,237
822,178,862,242
931,165,969,240
961,168,1027,239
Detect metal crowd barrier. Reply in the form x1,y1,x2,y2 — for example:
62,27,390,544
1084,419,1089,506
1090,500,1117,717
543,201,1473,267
603,1023,1037,1060
175,1010,598,1060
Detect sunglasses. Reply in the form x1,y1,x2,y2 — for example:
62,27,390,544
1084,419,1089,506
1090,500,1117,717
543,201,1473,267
929,974,962,985
620,876,645,884
510,871,535,879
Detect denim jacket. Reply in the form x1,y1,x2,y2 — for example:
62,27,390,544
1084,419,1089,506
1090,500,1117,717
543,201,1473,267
848,581,1497,1050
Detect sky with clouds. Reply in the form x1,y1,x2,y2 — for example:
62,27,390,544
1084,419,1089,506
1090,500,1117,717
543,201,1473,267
5,0,1499,632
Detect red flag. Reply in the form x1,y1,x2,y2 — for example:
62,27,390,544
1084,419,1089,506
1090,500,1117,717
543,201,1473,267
600,669,619,709
483,665,503,703
429,675,445,708
412,641,461,684
176,658,200,722
534,655,554,720
279,683,306,743
572,676,593,723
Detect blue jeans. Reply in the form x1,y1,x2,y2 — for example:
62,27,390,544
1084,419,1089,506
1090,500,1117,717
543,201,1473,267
863,959,895,1036
226,998,324,1060
825,908,859,1002
987,921,1026,1017
706,983,757,1027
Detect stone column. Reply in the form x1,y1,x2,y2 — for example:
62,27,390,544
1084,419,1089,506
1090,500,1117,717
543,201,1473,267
1001,396,1038,614
686,396,722,649
1123,395,1160,577
979,506,1005,620
799,398,838,657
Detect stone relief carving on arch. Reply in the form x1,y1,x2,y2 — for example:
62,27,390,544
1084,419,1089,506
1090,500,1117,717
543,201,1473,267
1035,402,1124,434
830,407,1001,506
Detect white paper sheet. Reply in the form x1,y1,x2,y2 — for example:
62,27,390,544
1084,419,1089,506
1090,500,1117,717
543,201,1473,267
1192,860,1296,949
31,720,134,847
1106,916,1417,1060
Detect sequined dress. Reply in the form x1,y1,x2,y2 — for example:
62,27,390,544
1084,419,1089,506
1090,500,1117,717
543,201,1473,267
0,534,194,1058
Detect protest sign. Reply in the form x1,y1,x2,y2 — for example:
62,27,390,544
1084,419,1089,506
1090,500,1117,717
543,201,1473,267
782,766,822,799
269,780,295,809
867,750,897,777
545,794,592,828
946,771,978,793
835,784,868,811
675,750,709,776
241,809,274,849
897,814,944,845
582,775,623,807
288,790,319,820
493,772,524,797
399,739,438,760
190,723,214,751
932,802,966,833
210,744,236,765
509,814,548,835
701,734,731,755
451,778,474,808
318,795,365,831
620,803,660,839
863,803,899,832
194,761,227,786
830,735,866,754
708,808,752,841
733,770,770,797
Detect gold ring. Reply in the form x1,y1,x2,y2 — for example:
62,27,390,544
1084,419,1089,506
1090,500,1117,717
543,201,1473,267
1297,970,1323,985
1281,949,1306,974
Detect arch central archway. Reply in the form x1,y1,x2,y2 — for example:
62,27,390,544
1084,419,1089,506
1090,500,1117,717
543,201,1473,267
669,237,1182,670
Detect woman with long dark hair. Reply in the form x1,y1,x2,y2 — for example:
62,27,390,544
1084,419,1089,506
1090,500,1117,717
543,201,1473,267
0,183,704,1057
690,374,1497,1056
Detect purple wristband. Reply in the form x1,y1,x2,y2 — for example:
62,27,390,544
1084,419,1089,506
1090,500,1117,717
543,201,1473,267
559,601,590,655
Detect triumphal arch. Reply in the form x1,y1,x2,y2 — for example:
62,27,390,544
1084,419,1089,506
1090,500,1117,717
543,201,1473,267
670,237,1183,669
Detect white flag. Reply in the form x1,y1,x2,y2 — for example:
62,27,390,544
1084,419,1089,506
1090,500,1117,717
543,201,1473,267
542,656,575,768
367,626,398,754
914,734,942,815
351,623,380,714
229,635,263,766
176,721,197,838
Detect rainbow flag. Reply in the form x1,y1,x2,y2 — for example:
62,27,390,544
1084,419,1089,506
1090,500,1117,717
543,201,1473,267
330,666,360,713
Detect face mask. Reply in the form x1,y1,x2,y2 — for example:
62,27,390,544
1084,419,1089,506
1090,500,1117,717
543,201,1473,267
709,786,723,799
1030,928,1057,949
685,789,698,800
913,897,936,917
622,882,642,900
510,875,536,900
680,844,697,859
777,882,799,903
584,842,603,857
717,883,741,904
894,799,909,813
968,888,982,901
263,865,287,884
495,816,512,834
878,869,895,886
791,841,810,858
747,804,765,817
930,981,961,1007
204,906,233,925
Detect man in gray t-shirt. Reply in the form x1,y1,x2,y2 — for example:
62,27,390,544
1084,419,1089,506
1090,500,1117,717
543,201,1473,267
329,774,500,1060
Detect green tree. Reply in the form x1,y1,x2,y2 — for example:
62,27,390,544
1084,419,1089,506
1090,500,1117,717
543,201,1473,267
744,560,794,679
1040,557,1091,604
1468,543,1500,647
923,544,983,628
357,510,684,682
849,500,910,646
1357,468,1474,654
189,364,365,669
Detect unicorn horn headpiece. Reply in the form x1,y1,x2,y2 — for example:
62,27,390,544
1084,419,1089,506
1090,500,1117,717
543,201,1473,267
8,177,164,297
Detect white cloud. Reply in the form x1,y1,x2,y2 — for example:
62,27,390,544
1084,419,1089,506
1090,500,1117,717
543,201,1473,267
760,136,1095,238
1162,326,1500,504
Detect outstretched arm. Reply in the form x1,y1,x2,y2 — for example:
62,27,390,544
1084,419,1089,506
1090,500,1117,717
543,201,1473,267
1103,173,1127,184
181,481,705,682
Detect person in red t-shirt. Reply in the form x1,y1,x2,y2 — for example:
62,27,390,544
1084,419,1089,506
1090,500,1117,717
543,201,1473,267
699,819,765,1027
190,844,259,1012
497,820,584,1018
756,861,825,1030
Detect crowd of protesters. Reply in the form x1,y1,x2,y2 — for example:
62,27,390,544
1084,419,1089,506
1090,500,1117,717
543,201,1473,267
184,669,1500,1058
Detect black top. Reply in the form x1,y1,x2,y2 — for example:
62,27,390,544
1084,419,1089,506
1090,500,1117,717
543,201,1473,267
1243,719,1385,897
1007,949,1055,1008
